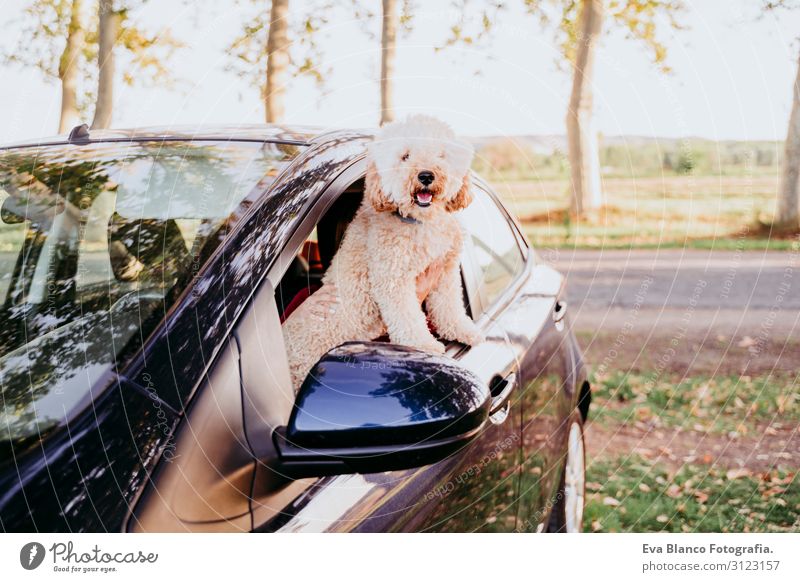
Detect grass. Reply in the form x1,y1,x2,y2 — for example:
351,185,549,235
584,455,800,532
590,371,800,435
489,175,799,250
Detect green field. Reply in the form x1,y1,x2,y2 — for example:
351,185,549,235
584,455,799,532
490,175,796,250
472,137,798,249
581,365,799,532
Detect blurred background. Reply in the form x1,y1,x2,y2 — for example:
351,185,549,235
2,0,800,244
1,0,798,532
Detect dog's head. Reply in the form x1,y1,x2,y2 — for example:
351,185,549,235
365,115,474,218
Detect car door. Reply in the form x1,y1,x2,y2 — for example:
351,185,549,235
465,180,575,533
238,167,522,532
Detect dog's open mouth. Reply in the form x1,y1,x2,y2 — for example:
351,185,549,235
414,190,434,207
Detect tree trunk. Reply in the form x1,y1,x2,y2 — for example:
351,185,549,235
380,0,397,125
265,0,289,123
58,0,84,133
566,0,604,215
777,49,800,229
91,0,119,130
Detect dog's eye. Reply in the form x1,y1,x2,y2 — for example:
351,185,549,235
401,152,409,162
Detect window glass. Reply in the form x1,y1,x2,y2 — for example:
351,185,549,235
458,186,525,310
0,140,299,462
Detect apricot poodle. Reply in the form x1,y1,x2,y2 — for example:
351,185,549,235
282,115,484,389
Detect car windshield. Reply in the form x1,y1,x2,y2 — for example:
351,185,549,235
0,140,300,461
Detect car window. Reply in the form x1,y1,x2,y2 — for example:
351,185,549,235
0,140,299,464
458,186,526,311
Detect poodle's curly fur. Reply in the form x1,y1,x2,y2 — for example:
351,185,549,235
282,115,484,389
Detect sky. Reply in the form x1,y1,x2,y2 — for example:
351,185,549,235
1,0,799,143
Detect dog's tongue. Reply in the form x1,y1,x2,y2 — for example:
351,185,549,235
417,192,433,204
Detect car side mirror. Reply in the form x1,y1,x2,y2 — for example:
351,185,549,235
273,341,491,478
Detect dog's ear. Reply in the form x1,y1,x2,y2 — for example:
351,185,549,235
446,174,473,212
365,161,396,212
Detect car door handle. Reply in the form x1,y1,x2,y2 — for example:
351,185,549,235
553,300,567,331
489,372,517,416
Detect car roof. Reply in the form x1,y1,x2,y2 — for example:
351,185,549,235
0,124,374,150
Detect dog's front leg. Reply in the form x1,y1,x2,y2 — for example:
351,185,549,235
425,250,484,346
367,252,444,354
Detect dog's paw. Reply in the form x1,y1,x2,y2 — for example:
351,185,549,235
417,339,446,355
456,325,485,346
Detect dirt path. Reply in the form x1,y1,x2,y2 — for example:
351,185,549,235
585,421,800,473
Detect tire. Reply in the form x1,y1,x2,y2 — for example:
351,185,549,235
547,411,586,533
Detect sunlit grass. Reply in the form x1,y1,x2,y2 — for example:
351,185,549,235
584,455,799,532
488,175,797,250
589,371,800,435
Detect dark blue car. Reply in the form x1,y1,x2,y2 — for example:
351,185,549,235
0,125,590,532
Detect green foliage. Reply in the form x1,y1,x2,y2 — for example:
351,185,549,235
437,0,504,51
113,8,184,89
590,371,800,434
2,0,95,113
1,0,183,114
475,138,782,180
472,138,569,180
3,0,75,78
226,0,334,96
523,0,686,70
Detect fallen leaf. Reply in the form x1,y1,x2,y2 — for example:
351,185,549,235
591,520,603,532
586,481,602,491
603,497,621,507
666,485,682,498
656,514,669,523
737,336,756,348
658,446,675,459
726,468,752,480
638,483,651,493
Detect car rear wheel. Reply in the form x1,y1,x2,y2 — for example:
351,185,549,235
547,411,585,533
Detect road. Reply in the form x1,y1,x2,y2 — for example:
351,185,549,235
546,248,800,337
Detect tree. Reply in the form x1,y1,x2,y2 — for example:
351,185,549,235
537,0,685,213
346,0,414,124
777,48,800,228
60,0,87,132
380,0,397,125
565,0,603,214
265,0,289,122
89,1,183,130
227,0,329,123
1,0,89,133
91,0,119,129
441,0,684,214
765,1,800,228
2,0,182,133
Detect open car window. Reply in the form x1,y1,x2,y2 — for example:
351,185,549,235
457,186,526,313
0,140,299,464
275,181,475,336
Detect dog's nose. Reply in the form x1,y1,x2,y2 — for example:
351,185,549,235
417,171,434,186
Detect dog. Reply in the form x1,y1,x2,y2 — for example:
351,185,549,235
281,115,484,390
